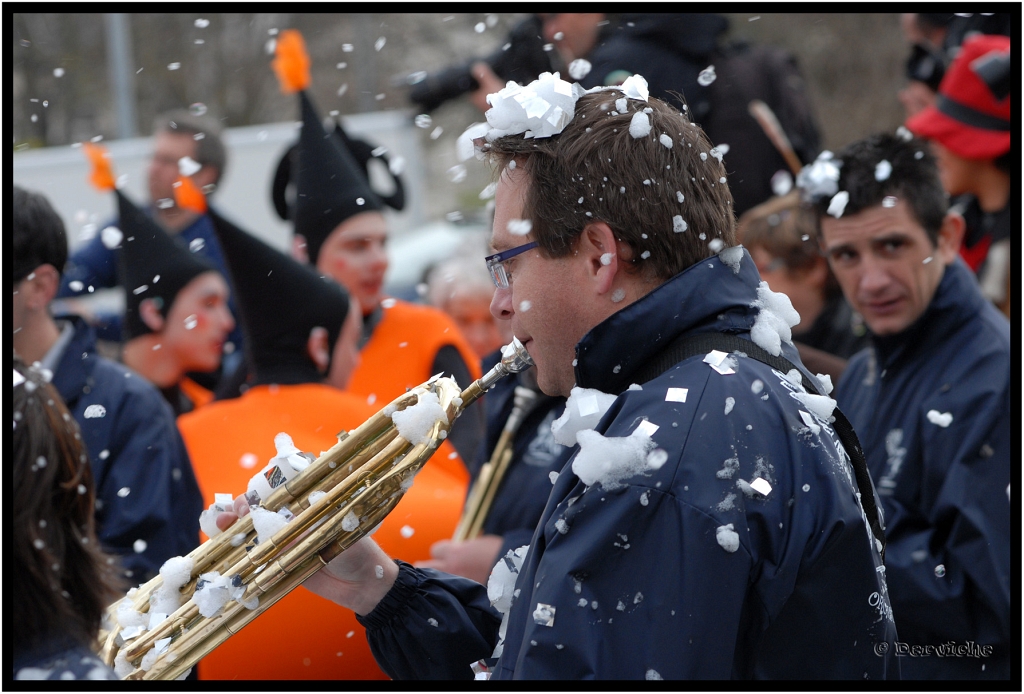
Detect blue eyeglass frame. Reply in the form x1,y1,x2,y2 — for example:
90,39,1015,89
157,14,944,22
485,241,539,288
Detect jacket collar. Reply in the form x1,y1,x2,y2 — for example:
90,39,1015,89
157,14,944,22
50,315,99,408
871,258,986,369
575,248,762,393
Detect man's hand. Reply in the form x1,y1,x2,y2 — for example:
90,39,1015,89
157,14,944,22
303,537,399,616
468,62,505,115
414,535,504,585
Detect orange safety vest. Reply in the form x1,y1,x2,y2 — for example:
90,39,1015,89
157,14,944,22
177,382,469,680
347,299,482,406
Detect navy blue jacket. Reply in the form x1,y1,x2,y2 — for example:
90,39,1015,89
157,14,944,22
359,250,898,679
51,316,204,583
473,352,571,561
835,260,1010,680
57,210,243,352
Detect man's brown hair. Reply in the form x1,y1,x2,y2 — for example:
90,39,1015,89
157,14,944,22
484,89,736,282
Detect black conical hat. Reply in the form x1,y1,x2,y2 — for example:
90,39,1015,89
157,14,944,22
294,90,384,265
206,207,351,385
115,190,217,340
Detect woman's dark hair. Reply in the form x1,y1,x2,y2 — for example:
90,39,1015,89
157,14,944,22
13,356,124,652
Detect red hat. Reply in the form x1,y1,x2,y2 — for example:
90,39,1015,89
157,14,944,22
906,34,1011,159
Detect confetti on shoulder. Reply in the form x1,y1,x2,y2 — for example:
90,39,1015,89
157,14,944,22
665,387,688,403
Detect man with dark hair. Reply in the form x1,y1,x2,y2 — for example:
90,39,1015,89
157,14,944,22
293,75,896,679
57,109,244,376
13,185,204,584
810,133,1010,680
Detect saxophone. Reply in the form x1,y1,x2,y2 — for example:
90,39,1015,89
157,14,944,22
98,339,533,680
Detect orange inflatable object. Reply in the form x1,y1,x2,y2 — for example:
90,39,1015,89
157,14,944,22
178,382,469,680
83,142,116,192
272,29,311,93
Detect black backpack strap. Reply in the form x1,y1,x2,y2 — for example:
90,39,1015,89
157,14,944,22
634,332,886,561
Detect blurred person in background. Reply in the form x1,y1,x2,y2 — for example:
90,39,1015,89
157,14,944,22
469,12,821,216
179,207,469,680
271,30,484,464
57,109,245,391
424,245,506,361
14,184,203,585
737,191,869,382
109,186,235,415
906,34,1011,317
812,133,1010,680
13,357,125,681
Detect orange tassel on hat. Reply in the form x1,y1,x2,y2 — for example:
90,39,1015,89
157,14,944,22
83,142,116,191
173,175,208,214
272,29,311,93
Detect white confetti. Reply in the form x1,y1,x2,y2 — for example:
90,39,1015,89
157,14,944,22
665,387,688,403
100,226,123,249
83,404,106,419
749,477,772,496
926,410,953,428
507,218,533,236
178,156,202,177
716,523,739,552
827,191,850,218
628,111,651,139
568,59,592,81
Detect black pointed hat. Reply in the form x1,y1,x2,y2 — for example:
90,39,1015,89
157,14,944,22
206,206,351,386
115,190,217,341
272,120,406,225
290,91,386,265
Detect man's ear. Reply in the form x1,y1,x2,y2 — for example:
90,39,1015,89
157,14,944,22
292,234,310,264
23,264,60,310
307,326,330,374
936,210,965,265
138,298,166,332
578,221,625,295
193,165,219,193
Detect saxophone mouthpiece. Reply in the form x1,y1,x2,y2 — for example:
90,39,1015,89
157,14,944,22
499,337,534,374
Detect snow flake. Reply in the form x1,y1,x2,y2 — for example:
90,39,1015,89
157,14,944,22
646,668,663,680
771,170,794,196
189,238,205,252
874,160,892,181
749,281,800,356
718,246,744,274
717,456,739,480
178,156,202,177
600,252,613,265
926,410,953,428
676,191,684,203
659,133,673,149
133,539,147,553
709,144,729,161
672,215,687,233
611,288,626,303
400,525,415,538
724,397,735,415
573,426,657,490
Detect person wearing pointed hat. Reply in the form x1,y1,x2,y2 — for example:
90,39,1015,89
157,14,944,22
57,110,246,370
271,30,485,466
13,182,204,587
906,34,1011,317
92,161,236,417
177,202,470,680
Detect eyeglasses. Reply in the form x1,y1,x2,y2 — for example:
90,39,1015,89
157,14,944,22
485,241,538,289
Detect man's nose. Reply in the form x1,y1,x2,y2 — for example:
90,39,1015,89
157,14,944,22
858,256,891,296
490,286,513,321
